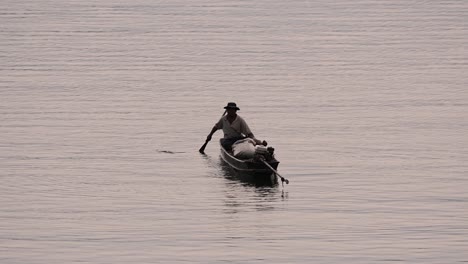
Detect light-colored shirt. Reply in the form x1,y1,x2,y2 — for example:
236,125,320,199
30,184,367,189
215,115,252,139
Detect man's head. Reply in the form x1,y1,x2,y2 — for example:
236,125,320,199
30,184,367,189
224,102,240,111
224,102,239,117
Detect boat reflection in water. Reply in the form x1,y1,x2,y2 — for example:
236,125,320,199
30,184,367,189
219,158,278,187
218,158,289,201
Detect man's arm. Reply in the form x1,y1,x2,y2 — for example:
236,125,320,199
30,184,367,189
239,118,267,146
206,126,218,141
246,133,267,146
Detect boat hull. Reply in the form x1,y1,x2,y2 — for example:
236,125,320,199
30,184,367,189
219,140,280,184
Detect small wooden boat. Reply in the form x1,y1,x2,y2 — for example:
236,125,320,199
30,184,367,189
219,139,280,184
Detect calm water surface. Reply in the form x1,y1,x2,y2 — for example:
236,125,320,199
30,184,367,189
1,0,467,263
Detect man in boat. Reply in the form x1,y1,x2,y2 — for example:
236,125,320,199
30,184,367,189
206,102,267,151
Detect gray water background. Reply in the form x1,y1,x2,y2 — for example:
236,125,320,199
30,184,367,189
1,0,467,263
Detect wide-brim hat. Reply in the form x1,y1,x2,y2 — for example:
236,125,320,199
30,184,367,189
224,102,240,110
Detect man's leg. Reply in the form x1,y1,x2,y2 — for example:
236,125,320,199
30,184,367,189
221,137,245,151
